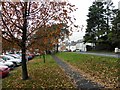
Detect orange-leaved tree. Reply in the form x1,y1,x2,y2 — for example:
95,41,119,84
30,23,69,54
0,0,77,80
2,38,20,53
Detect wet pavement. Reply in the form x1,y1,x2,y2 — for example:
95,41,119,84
52,55,104,90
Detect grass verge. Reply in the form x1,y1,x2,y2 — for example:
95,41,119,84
56,52,118,88
2,55,75,89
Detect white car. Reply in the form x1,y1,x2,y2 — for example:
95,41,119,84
0,58,15,69
0,55,21,66
8,54,22,60
0,64,9,70
0,61,7,66
0,65,9,68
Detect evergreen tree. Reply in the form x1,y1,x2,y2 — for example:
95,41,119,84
84,0,115,51
84,1,106,45
109,10,120,48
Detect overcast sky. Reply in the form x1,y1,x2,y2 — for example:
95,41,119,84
68,0,120,41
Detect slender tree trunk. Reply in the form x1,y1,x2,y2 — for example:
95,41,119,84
21,2,28,80
43,54,45,63
21,45,28,80
21,24,29,80
56,44,59,53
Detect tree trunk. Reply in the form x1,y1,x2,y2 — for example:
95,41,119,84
56,44,59,53
21,45,28,80
43,54,45,63
21,2,28,80
21,21,29,80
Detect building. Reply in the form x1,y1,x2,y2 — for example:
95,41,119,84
59,39,94,52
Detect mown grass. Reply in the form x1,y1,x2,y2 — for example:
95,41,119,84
56,52,118,88
2,55,75,89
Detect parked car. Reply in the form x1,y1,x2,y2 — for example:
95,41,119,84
75,49,81,52
0,55,21,66
0,60,6,66
0,66,10,78
8,54,22,60
27,53,35,60
0,58,15,70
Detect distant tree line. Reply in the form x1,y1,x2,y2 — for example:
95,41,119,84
84,0,120,51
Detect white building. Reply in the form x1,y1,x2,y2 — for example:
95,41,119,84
76,42,93,52
58,39,94,52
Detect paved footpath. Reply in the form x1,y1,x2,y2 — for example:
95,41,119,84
52,55,104,90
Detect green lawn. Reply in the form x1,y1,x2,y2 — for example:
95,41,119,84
56,52,118,88
2,55,75,89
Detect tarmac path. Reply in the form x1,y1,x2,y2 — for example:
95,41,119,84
52,55,104,90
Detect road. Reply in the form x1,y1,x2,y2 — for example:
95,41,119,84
79,52,120,58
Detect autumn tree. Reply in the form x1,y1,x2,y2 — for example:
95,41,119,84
34,24,70,62
0,1,76,80
44,23,69,53
2,38,20,53
30,23,69,63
